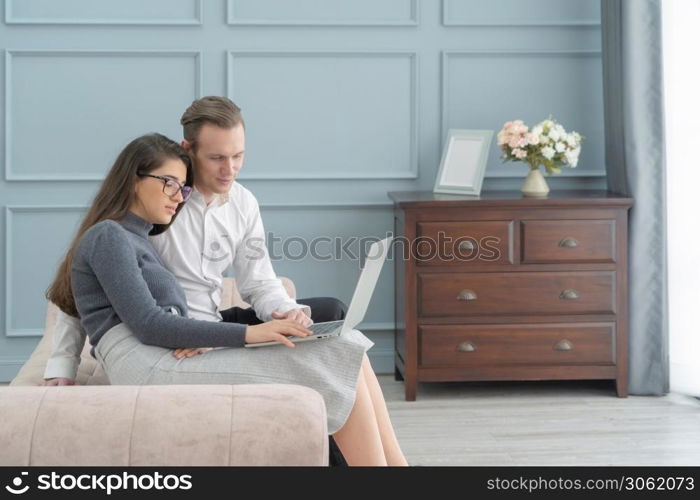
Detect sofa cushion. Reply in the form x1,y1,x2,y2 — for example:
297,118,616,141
10,277,296,386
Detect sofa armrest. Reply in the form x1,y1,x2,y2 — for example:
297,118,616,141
0,384,328,466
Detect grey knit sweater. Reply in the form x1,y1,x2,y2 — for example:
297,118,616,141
71,211,247,358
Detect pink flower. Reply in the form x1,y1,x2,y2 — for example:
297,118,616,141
512,148,527,159
508,137,521,149
497,130,509,145
525,132,539,145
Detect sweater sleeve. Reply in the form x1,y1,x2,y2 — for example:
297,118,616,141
82,223,247,348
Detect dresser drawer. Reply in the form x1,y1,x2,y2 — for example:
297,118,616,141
418,271,615,317
420,323,615,366
521,219,615,263
416,220,513,266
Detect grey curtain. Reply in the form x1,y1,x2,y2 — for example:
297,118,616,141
601,0,668,395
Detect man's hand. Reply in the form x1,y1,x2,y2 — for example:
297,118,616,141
42,377,76,386
173,347,213,359
271,308,313,327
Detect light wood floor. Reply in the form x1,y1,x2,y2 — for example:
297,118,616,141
4,379,699,466
376,375,700,466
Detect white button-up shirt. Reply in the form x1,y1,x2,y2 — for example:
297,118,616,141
43,182,308,379
149,182,307,323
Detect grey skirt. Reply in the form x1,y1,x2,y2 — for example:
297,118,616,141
93,322,375,434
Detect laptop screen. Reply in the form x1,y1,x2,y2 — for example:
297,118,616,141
340,236,393,334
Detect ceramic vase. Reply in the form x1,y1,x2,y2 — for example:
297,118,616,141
520,167,550,197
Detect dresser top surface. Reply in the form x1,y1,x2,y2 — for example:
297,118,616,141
387,190,633,208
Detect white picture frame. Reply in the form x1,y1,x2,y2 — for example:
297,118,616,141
433,129,493,196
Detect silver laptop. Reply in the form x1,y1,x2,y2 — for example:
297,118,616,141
245,236,392,348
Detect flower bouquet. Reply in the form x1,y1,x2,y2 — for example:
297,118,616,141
497,117,582,197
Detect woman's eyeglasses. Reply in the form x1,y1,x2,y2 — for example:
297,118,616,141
137,172,192,202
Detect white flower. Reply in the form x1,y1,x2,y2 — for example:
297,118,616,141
542,119,554,129
567,132,582,147
555,142,566,153
531,125,543,136
542,146,555,160
548,128,561,141
565,149,579,167
539,135,550,145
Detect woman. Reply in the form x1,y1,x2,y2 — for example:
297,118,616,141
46,133,408,466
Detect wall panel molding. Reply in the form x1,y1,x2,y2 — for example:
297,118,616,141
441,50,605,179
441,0,600,27
228,50,418,180
4,50,203,182
227,0,418,26
260,202,393,209
3,203,390,339
4,205,86,337
0,0,604,379
0,358,27,381
4,0,203,25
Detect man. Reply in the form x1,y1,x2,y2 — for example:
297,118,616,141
42,96,348,466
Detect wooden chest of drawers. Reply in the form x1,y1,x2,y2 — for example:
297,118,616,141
388,190,633,401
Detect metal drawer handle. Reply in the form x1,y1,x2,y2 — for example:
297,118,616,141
456,289,478,301
457,341,476,352
554,339,574,351
559,237,579,248
559,289,579,300
458,240,475,252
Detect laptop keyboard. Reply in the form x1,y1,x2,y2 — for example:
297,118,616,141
307,320,344,335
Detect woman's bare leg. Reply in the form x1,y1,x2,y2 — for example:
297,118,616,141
332,365,387,466
360,354,409,466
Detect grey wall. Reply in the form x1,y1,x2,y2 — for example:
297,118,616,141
0,0,603,380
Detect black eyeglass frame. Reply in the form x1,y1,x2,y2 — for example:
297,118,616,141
137,172,192,201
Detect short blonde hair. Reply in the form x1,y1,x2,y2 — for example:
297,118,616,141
180,96,245,148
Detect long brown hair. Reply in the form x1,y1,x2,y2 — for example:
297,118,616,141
46,133,193,317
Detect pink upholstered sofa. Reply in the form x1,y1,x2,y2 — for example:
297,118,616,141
1,277,329,466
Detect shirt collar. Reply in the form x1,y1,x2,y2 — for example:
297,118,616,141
190,187,230,208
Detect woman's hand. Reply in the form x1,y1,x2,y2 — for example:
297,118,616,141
42,377,76,386
173,347,213,359
245,320,313,348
